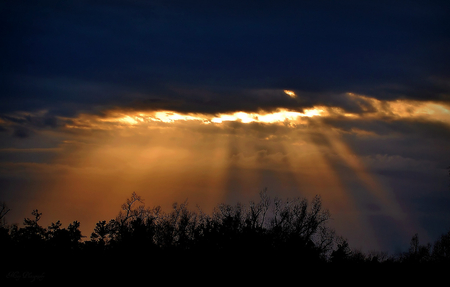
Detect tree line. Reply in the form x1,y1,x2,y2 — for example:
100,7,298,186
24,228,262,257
1,190,450,271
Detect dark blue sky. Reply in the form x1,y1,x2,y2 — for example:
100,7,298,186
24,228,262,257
2,0,449,115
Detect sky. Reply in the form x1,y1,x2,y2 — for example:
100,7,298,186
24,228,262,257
1,0,450,253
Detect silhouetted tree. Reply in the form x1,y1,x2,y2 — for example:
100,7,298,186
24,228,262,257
9,188,450,280
330,237,352,263
89,190,337,262
268,194,331,261
0,202,12,248
16,209,46,245
315,225,337,259
47,220,82,250
366,251,391,264
67,221,82,245
90,220,111,247
403,233,431,263
117,191,146,227
348,249,368,264
245,188,271,230
0,201,10,227
431,229,450,263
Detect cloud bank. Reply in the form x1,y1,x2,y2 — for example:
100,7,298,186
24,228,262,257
1,0,449,116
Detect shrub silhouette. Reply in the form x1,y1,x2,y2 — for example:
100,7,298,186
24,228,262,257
431,229,450,263
2,189,450,283
84,191,337,263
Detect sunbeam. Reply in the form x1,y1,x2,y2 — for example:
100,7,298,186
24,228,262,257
322,128,421,247
2,92,450,252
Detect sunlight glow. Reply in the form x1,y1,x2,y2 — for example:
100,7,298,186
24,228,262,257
63,93,450,132
68,107,327,129
152,111,208,123
284,90,297,98
346,93,450,123
210,108,325,124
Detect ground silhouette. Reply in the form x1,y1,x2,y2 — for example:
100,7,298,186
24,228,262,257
1,190,450,283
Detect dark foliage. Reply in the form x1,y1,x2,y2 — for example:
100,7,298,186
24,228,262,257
1,191,450,283
83,191,337,263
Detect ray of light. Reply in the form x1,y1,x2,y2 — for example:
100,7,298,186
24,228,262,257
297,129,381,249
61,93,450,133
21,91,450,250
322,128,419,243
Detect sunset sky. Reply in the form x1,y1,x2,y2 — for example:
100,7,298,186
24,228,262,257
1,0,450,253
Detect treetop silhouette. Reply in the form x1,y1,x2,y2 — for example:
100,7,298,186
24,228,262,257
1,189,450,278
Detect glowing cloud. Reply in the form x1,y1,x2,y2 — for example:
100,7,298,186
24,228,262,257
346,93,450,123
62,95,450,133
284,90,297,98
63,107,327,130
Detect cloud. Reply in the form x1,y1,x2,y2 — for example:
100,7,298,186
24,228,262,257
1,1,449,116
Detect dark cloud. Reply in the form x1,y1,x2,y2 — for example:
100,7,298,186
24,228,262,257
0,112,63,135
1,113,60,128
326,117,450,164
1,0,449,115
13,126,31,138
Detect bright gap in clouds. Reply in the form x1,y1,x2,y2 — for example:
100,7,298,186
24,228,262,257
85,107,326,127
65,93,450,129
284,90,297,98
